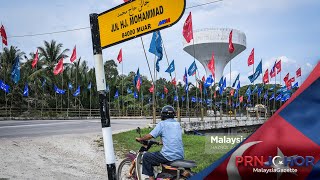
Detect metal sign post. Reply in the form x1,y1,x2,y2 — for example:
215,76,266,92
89,13,116,180
90,1,186,178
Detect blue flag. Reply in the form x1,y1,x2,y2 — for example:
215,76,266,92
269,93,275,100
276,93,282,101
106,84,110,93
23,83,29,97
54,85,66,95
114,90,119,99
11,56,20,84
191,96,196,102
87,82,92,90
204,75,214,88
161,93,164,99
246,86,251,97
258,87,263,97
127,87,132,94
181,96,185,102
223,77,226,89
188,61,197,76
264,91,268,99
248,60,262,83
219,86,224,95
218,76,224,87
269,85,275,90
42,78,46,88
281,93,291,102
165,60,175,74
73,86,80,97
252,85,258,93
149,31,163,72
68,82,73,90
174,96,179,102
232,74,240,87
184,68,189,93
134,68,140,86
134,91,138,99
0,80,10,93
292,82,299,89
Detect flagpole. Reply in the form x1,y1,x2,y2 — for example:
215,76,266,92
121,61,124,116
163,44,180,122
55,92,57,115
90,86,92,117
67,83,69,117
42,83,44,117
153,55,156,125
229,59,232,120
214,77,216,121
1,27,7,117
252,60,255,115
273,71,276,115
279,66,282,107
196,71,203,121
61,72,63,113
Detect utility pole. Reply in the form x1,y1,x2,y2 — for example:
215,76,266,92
90,13,116,180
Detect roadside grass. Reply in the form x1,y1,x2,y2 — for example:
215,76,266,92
103,128,227,173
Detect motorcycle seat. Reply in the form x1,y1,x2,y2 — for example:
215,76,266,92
167,160,197,168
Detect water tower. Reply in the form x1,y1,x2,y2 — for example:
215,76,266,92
183,28,246,82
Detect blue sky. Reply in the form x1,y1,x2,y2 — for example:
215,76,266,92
1,0,319,86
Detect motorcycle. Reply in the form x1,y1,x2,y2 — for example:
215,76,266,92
117,127,197,180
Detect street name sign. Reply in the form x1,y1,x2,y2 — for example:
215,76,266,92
98,0,186,49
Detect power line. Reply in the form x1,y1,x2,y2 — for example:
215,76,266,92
186,0,223,9
8,0,223,38
8,27,90,38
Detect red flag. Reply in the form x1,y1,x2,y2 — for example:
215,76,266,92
171,78,176,86
164,86,168,94
149,84,154,93
247,48,254,66
117,48,123,63
207,51,215,77
183,12,193,43
239,96,243,103
214,90,217,99
284,73,289,83
202,75,205,82
275,59,281,74
136,77,141,92
199,82,202,93
290,77,295,83
70,46,77,63
230,89,235,96
228,30,234,54
285,77,295,90
270,65,276,78
263,69,269,84
0,25,8,46
296,67,301,77
53,58,64,75
31,49,39,69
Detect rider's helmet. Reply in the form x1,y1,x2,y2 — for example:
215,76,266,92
160,105,175,120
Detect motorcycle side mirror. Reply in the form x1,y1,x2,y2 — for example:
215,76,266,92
136,127,141,137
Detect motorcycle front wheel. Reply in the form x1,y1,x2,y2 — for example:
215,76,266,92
117,158,135,180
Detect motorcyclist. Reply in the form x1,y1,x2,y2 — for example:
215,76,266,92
136,105,184,180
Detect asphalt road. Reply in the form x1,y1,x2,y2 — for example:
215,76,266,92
0,119,152,138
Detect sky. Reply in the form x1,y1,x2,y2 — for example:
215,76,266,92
1,0,319,87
